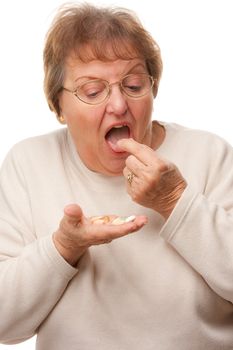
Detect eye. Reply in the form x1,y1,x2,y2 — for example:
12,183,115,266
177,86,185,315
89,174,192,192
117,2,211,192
121,74,152,97
125,84,142,92
122,75,145,93
78,81,106,100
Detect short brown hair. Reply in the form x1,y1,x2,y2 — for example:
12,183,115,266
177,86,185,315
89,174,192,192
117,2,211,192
43,3,163,117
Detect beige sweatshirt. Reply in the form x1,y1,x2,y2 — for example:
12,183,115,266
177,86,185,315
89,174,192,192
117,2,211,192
1,123,233,350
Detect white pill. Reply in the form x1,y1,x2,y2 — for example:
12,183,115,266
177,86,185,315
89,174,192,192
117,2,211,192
125,215,136,222
111,217,125,225
111,215,136,225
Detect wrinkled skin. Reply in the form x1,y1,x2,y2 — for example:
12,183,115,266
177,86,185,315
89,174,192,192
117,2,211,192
53,138,186,266
53,56,187,266
119,138,187,219
53,205,148,266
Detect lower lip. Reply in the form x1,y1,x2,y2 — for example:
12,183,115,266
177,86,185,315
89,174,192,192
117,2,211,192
105,138,127,155
104,128,132,154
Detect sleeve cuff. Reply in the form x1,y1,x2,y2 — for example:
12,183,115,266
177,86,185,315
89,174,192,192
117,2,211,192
159,185,199,241
39,235,78,280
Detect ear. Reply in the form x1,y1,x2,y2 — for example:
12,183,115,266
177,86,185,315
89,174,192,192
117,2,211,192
57,114,66,124
153,79,158,98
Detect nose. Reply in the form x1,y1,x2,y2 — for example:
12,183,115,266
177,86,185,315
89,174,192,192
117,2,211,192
105,84,128,116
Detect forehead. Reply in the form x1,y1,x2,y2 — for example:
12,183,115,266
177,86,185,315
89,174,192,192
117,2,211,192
64,55,147,82
71,40,141,62
63,42,146,79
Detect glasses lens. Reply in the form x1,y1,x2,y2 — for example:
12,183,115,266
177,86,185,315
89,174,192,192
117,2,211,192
77,80,108,104
122,74,153,97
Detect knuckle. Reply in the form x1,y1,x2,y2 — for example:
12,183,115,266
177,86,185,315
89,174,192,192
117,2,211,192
125,155,136,168
131,192,138,201
143,173,158,188
126,154,135,163
140,143,151,152
131,189,143,202
157,159,170,173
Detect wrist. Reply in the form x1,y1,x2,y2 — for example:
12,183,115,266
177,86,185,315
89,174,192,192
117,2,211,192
52,231,87,266
158,181,187,220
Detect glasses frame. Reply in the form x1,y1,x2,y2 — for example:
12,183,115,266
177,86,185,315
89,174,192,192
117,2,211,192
62,73,155,105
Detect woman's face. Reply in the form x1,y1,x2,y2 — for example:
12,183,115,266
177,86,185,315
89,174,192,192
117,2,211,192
59,55,154,176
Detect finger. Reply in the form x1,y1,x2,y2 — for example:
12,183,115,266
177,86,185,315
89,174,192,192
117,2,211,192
125,155,146,177
117,138,157,166
122,167,142,187
121,139,172,173
110,215,148,236
63,204,84,226
123,167,133,186
91,215,148,241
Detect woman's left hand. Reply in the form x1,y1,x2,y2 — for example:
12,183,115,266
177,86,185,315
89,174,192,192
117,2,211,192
118,138,187,220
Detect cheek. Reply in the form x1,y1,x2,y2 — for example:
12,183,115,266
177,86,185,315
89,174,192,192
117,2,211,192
131,97,153,121
60,96,90,125
64,105,103,141
59,94,78,120
87,105,105,120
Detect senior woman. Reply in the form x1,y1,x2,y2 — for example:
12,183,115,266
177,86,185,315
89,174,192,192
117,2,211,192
1,3,233,350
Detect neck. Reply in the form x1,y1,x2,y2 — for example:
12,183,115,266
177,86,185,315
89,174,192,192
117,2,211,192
147,120,166,150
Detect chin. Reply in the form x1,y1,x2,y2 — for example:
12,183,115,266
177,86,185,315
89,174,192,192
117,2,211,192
101,159,125,177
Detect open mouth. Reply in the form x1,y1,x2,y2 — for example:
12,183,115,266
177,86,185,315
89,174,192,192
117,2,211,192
105,125,130,152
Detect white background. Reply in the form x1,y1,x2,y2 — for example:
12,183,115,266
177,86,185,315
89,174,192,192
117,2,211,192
0,0,232,349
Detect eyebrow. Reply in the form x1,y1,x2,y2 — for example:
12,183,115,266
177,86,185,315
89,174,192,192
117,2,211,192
127,62,147,73
74,62,147,83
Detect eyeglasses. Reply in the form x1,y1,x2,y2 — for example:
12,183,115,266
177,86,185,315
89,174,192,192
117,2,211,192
62,73,155,105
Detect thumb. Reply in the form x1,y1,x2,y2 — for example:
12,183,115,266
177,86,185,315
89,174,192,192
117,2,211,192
64,204,84,226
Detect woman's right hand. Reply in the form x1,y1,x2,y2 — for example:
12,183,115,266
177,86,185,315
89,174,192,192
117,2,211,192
53,204,147,266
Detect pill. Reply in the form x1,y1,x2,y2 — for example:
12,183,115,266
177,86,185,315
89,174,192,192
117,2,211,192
125,215,136,222
111,215,136,225
90,215,110,224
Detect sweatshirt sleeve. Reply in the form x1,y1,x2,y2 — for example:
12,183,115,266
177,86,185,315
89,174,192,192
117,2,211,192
0,146,78,344
159,135,233,303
